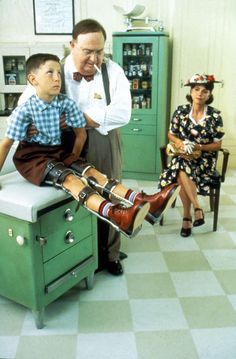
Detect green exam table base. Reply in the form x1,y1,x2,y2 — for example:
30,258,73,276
0,148,97,328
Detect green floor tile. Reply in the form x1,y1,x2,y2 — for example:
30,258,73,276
15,335,77,359
218,218,236,231
163,251,210,272
126,273,176,299
136,330,199,359
214,270,236,294
180,296,236,328
195,232,236,249
121,235,159,253
78,300,133,332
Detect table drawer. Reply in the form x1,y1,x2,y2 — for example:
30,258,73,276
44,235,93,285
40,203,92,262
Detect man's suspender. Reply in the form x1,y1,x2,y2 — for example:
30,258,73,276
60,61,111,105
101,62,111,105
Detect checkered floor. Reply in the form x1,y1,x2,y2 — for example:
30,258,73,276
1,169,236,359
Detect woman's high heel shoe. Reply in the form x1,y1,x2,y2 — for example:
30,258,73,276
193,208,205,227
180,217,192,237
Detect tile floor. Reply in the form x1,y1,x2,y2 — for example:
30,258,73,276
1,169,236,359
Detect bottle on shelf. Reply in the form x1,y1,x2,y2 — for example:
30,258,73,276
7,74,17,85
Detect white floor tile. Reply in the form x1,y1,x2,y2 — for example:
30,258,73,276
228,295,236,312
171,271,225,297
191,327,236,359
203,249,236,270
158,234,200,252
123,252,168,273
21,299,79,335
79,272,129,301
0,336,19,359
76,332,138,359
130,298,188,331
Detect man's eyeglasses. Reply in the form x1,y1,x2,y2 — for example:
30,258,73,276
76,46,104,58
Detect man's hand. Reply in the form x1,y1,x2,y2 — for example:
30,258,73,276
59,113,68,129
27,124,38,137
83,113,100,128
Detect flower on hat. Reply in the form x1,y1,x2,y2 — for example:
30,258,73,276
207,75,216,82
184,74,219,86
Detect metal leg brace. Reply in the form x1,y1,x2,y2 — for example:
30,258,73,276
61,183,135,239
77,174,132,206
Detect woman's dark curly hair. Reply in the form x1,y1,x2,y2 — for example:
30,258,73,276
186,82,214,104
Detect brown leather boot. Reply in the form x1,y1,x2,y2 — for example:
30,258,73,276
134,183,180,224
105,202,150,237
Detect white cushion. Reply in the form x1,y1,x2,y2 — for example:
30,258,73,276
0,171,70,222
1,145,17,175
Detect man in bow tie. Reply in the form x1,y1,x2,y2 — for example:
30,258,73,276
61,19,134,276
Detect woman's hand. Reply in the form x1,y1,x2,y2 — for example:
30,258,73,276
175,139,184,150
183,140,195,154
168,132,184,150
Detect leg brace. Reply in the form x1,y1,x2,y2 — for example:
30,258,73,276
70,160,94,177
84,176,120,201
44,160,74,188
70,160,129,204
44,160,97,205
102,179,119,200
83,176,131,204
78,186,97,205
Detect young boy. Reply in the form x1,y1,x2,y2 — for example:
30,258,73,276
0,53,179,238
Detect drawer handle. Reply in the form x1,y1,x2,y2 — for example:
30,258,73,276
132,128,142,132
65,230,75,244
132,118,141,122
36,236,47,246
64,208,74,222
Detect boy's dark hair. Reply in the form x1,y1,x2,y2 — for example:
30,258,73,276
72,19,106,41
186,83,214,105
26,53,60,76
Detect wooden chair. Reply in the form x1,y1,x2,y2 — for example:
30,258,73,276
159,146,230,231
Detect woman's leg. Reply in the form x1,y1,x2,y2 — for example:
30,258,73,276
177,179,192,234
178,170,203,221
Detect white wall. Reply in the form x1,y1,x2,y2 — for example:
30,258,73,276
0,0,235,167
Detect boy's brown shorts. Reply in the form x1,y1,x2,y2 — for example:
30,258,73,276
13,141,88,186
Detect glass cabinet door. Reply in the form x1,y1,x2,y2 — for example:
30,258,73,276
112,35,159,114
3,56,26,85
123,42,153,110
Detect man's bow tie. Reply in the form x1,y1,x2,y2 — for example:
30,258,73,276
73,72,94,82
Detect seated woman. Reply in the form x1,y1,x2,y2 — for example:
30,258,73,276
158,74,225,237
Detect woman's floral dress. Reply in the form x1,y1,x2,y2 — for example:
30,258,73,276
159,104,225,195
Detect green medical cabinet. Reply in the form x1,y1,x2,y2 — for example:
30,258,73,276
112,31,170,180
